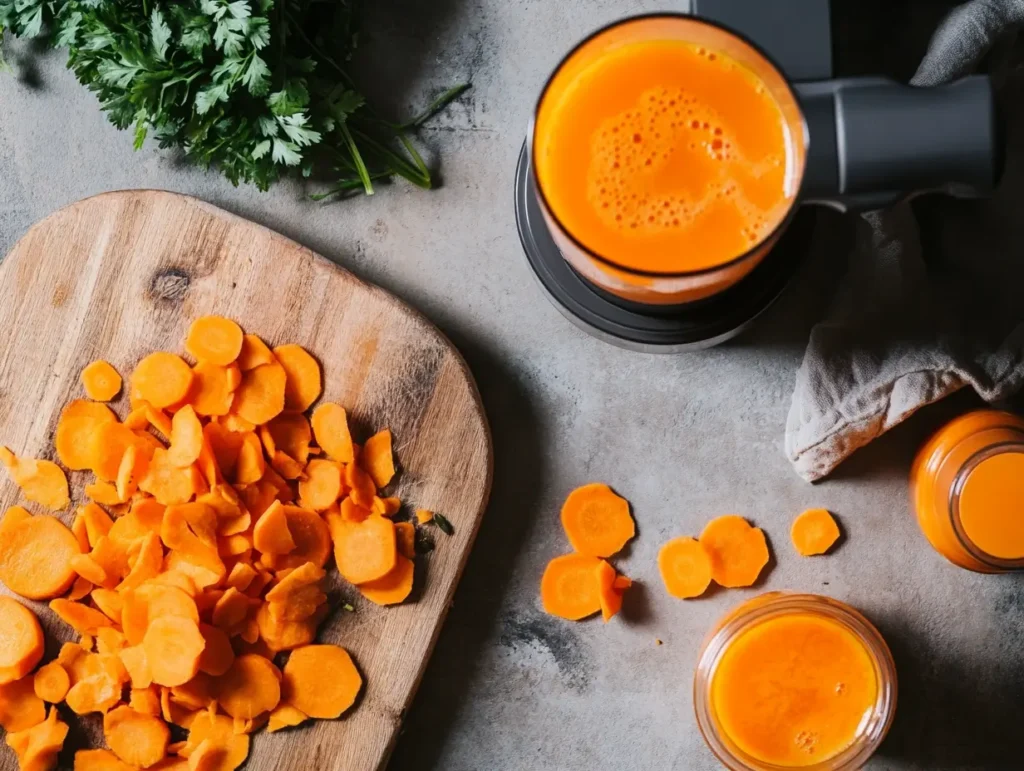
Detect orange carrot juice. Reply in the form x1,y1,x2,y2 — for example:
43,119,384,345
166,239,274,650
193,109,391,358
695,594,896,770
534,29,801,278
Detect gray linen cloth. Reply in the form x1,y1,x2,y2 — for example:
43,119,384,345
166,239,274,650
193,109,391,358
785,0,1024,481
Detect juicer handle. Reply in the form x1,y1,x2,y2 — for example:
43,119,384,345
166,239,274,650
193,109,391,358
797,75,1001,211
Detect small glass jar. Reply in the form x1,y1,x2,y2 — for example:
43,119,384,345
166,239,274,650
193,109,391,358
910,410,1024,572
694,593,897,771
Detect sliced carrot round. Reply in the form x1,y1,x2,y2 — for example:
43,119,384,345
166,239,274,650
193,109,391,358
0,674,46,732
540,553,603,621
0,448,70,511
359,555,414,606
283,645,362,719
275,507,332,571
330,515,397,584
699,515,770,588
0,598,44,684
103,704,170,768
89,423,144,482
33,662,70,704
180,711,249,768
362,429,395,488
80,360,123,402
273,344,321,412
560,483,635,558
168,405,203,468
791,508,841,556
214,654,281,720
265,413,312,463
658,536,713,599
237,334,275,372
186,316,244,366
231,363,286,426
0,509,81,600
131,353,194,409
142,616,205,687
298,459,343,512
310,403,354,463
189,361,238,417
197,623,235,677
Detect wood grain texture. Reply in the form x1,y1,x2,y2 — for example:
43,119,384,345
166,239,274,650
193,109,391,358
0,190,492,771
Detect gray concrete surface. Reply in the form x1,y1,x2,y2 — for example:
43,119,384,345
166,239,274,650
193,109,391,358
2,1,1023,769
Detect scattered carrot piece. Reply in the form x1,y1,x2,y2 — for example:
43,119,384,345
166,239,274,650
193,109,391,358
142,617,205,687
699,515,770,588
265,413,312,464
298,459,342,511
359,555,414,606
104,704,170,768
131,353,194,409
81,361,123,402
267,704,307,733
186,316,244,367
0,447,70,511
237,334,275,372
330,515,397,585
791,508,841,556
0,507,81,600
395,521,416,559
282,645,361,719
179,711,249,770
252,501,295,556
231,363,287,426
362,429,396,488
540,554,604,621
310,403,354,463
272,344,321,413
658,536,713,599
415,509,433,525
560,483,634,558
214,654,281,720
596,560,626,621
168,405,203,468
6,707,67,771
0,675,46,732
50,599,113,635
190,361,240,417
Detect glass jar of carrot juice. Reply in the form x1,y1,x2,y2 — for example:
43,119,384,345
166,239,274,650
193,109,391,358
694,593,897,770
910,410,1024,572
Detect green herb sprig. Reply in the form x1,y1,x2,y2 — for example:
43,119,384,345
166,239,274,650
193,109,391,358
0,0,468,198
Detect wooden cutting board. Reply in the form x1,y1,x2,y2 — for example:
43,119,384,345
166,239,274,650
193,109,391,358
0,190,492,771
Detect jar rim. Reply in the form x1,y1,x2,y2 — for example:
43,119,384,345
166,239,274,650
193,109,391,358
693,593,897,771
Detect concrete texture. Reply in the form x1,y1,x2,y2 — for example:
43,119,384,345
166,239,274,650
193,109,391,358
2,1,1023,769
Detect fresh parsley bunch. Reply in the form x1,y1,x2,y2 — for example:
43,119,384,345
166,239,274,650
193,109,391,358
0,0,467,197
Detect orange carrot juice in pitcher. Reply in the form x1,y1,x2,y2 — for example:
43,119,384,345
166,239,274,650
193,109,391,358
532,16,806,303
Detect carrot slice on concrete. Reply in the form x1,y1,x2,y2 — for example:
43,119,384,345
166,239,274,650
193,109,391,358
658,536,713,599
540,554,604,621
186,316,244,367
104,704,170,768
362,429,396,488
214,654,281,720
310,403,354,463
0,598,44,685
81,361,122,402
596,560,626,621
330,514,397,584
297,459,342,511
359,555,414,606
190,361,239,417
231,363,287,426
0,447,70,511
560,483,634,558
142,617,205,688
791,508,841,556
30,663,69,708
699,515,770,588
0,507,81,600
131,353,194,409
267,704,307,733
237,334,275,372
282,645,361,719
272,344,321,413
168,405,203,468
6,706,68,771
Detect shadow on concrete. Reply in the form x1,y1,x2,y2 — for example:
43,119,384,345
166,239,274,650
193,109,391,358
387,332,547,770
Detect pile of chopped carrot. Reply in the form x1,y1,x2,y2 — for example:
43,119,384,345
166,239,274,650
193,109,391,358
658,515,770,599
0,314,452,770
541,484,634,622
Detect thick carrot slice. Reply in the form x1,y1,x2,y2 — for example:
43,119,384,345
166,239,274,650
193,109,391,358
197,624,235,677
139,448,195,505
658,536,713,599
231,363,287,426
791,508,841,556
540,554,604,621
142,616,205,687
699,515,770,588
267,704,307,733
75,748,141,770
560,483,634,558
168,405,203,468
395,521,416,559
237,334,275,372
0,675,46,731
0,447,70,511
362,429,396,488
359,555,414,606
272,345,321,413
310,403,354,463
81,361,122,402
6,707,68,771
265,413,312,464
186,316,244,367
104,704,170,768
252,501,295,555
0,508,81,600
190,361,240,417
33,662,70,704
214,654,281,720
282,645,361,719
273,506,332,571
330,514,397,584
131,353,194,409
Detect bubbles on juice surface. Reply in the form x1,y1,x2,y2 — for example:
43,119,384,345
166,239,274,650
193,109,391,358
586,71,787,248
